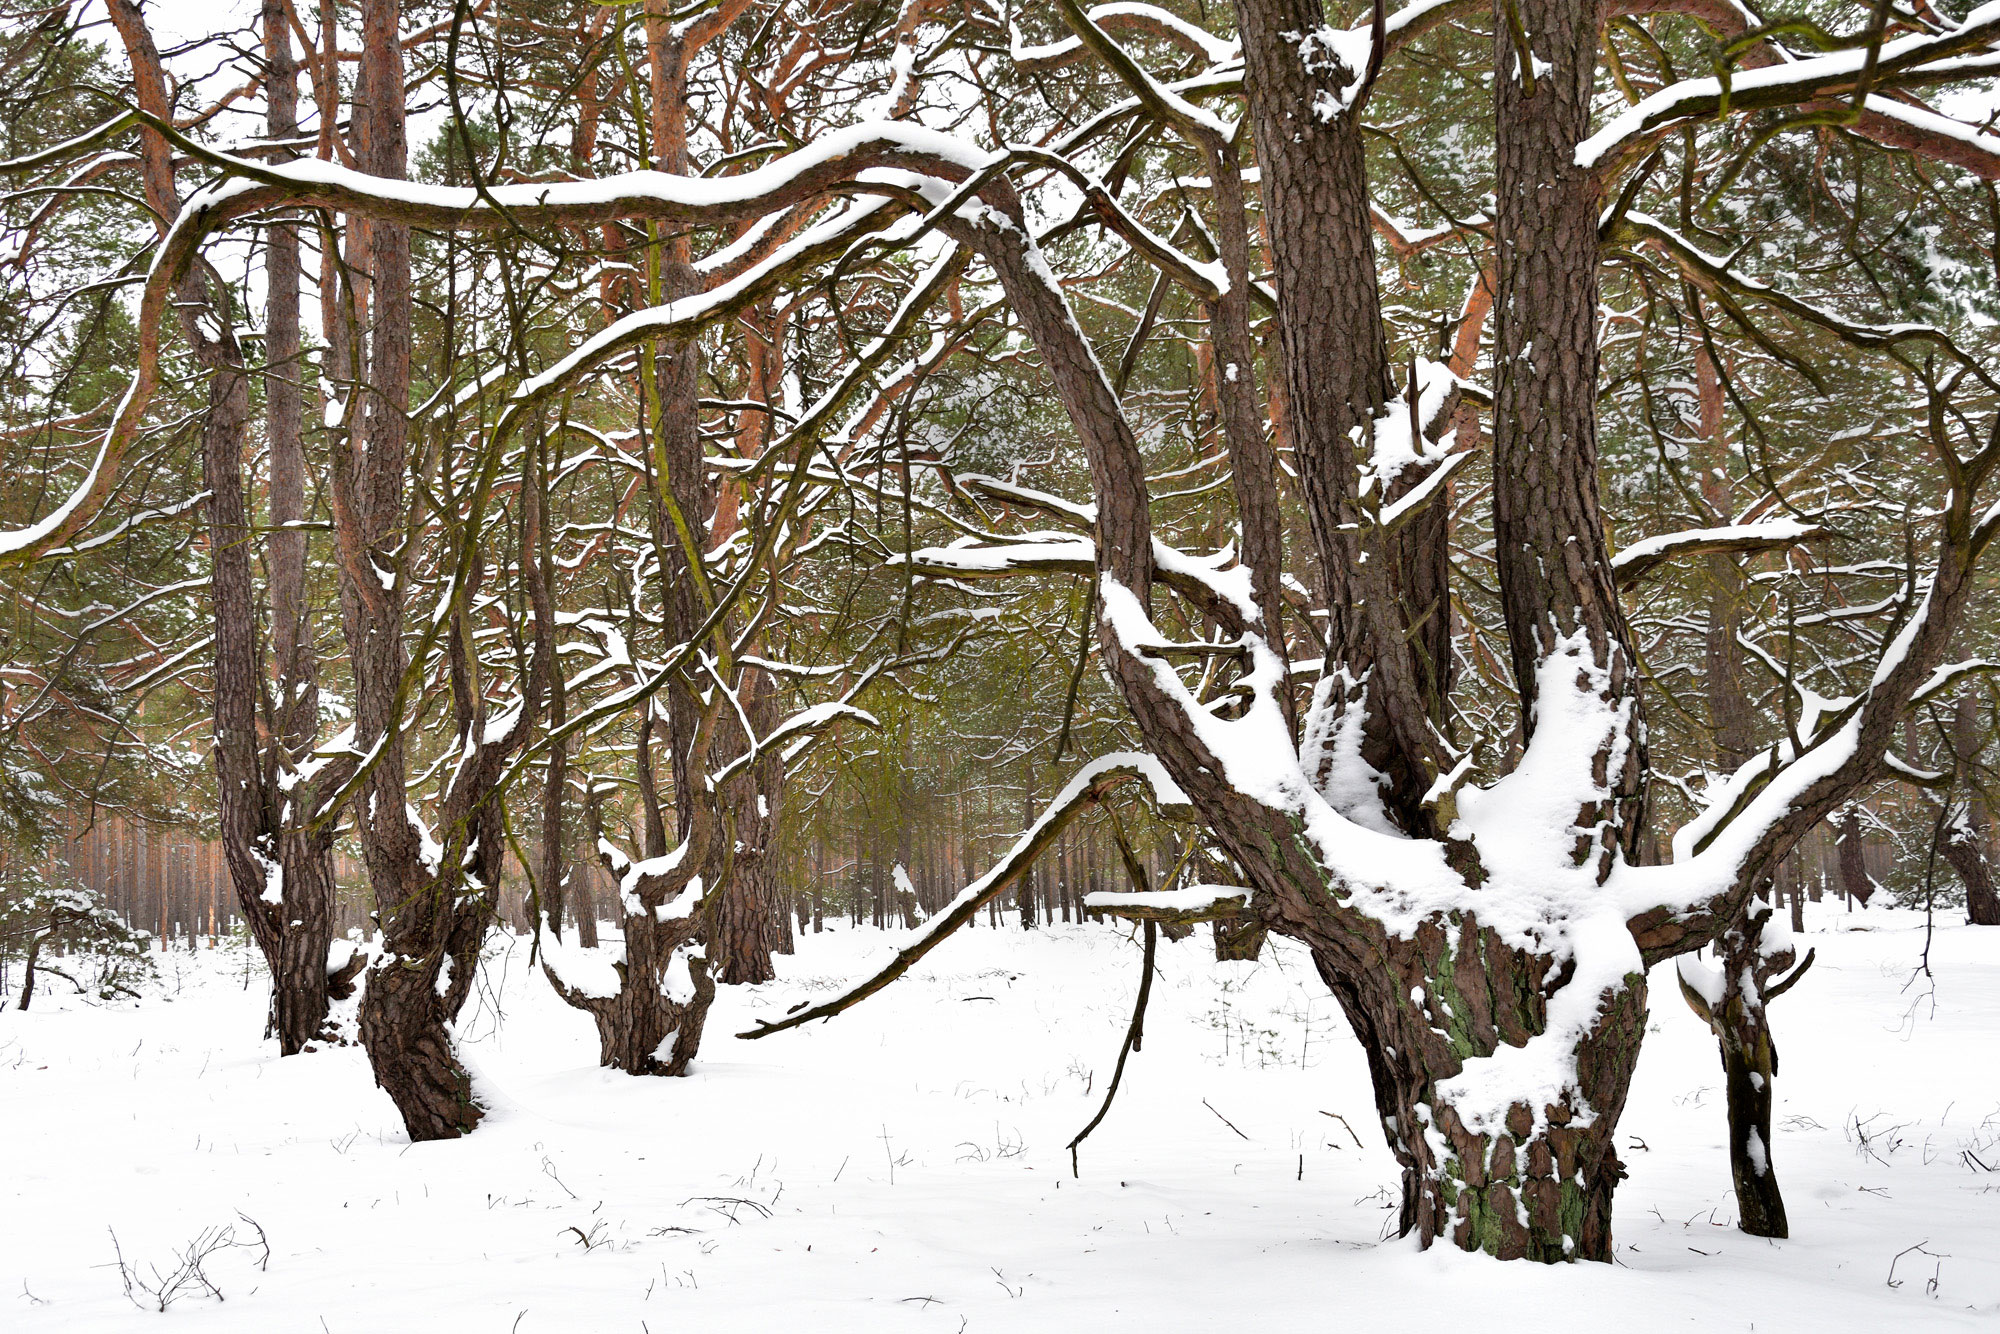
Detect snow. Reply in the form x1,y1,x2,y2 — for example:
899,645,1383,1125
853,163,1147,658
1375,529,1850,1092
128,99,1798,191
251,846,283,906
1296,25,1376,122
538,930,624,1000
406,803,445,876
619,841,690,901
1012,3,1240,68
1677,953,1727,1010
4,906,1998,1330
658,876,706,924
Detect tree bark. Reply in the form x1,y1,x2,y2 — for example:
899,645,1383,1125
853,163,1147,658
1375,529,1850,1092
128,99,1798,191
1231,0,1448,829
547,801,720,1074
1838,810,1874,907
344,0,492,1139
1492,0,1646,856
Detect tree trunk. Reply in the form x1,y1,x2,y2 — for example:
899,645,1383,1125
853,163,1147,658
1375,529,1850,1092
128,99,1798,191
1946,823,2000,924
549,806,719,1074
1676,898,1808,1238
581,921,715,1074
1949,695,2000,924
1687,340,1797,1231
343,0,492,1139
712,674,778,985
16,929,48,1010
1838,811,1874,907
1310,927,1649,1261
358,962,482,1137
713,869,776,984
1212,916,1267,961
108,0,342,1057
1019,771,1038,928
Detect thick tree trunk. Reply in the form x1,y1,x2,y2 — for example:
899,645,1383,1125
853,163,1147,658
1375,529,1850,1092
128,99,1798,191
713,870,776,985
551,807,719,1074
1491,0,1645,851
268,828,341,1051
1300,925,1647,1261
342,0,495,1139
585,922,716,1074
1946,824,2000,924
358,962,482,1138
1231,0,1446,829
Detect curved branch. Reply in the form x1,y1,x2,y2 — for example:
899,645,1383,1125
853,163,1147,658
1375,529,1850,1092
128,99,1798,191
738,754,1188,1038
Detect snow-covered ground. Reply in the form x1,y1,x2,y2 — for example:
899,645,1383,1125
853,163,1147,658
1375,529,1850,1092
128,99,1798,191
3,901,1996,1331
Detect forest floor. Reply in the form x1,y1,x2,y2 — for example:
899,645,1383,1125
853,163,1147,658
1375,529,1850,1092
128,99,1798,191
2,899,1996,1332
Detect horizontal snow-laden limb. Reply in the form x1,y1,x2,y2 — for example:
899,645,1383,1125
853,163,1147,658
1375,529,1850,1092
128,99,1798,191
1011,1,1241,72
893,532,1261,630
1576,0,2000,175
1610,518,1823,588
1083,884,1249,923
0,115,996,567
738,753,1189,1038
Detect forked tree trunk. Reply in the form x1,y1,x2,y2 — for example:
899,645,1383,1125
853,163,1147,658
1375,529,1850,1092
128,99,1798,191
108,0,344,1056
1303,921,1649,1260
548,805,720,1074
581,919,716,1074
948,176,1649,1257
1676,898,1812,1238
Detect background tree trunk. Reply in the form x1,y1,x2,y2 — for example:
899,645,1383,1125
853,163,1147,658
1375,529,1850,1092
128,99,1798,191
1948,695,2000,924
